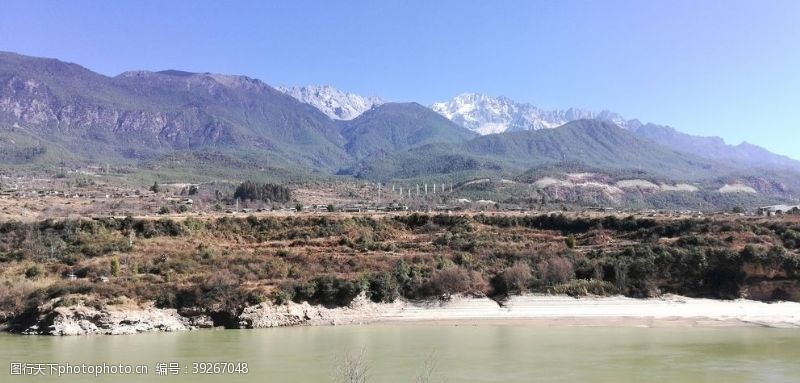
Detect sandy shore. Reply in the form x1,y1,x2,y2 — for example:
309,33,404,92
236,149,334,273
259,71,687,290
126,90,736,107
20,294,800,335
374,295,800,328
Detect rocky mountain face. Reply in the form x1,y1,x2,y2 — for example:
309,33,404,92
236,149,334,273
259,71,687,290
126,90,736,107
276,85,384,120
0,52,350,169
430,93,641,135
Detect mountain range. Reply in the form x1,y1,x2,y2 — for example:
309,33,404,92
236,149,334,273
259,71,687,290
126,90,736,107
280,88,800,174
430,93,641,134
276,85,383,120
1,51,798,209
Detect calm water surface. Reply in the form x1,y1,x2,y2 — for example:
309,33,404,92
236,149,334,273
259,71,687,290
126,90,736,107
2,325,799,382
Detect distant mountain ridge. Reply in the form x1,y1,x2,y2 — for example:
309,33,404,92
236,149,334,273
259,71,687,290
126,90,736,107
430,92,800,172
276,85,384,120
430,93,641,135
339,102,476,160
352,119,724,182
1,51,798,210
630,124,800,171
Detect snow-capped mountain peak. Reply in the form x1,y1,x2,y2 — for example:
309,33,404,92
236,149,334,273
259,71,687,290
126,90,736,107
276,85,384,120
430,93,641,135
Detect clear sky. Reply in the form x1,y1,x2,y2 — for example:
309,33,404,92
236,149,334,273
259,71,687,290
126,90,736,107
2,0,799,159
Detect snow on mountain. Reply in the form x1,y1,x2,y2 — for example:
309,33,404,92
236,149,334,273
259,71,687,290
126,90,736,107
276,85,385,120
430,93,641,135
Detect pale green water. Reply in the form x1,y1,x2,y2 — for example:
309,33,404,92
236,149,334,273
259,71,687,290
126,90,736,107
2,325,800,382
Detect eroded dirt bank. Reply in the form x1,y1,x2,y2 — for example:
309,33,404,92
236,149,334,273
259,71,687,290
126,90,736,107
15,294,800,335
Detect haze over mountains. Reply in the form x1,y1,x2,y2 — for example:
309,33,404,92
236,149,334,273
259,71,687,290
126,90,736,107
1,51,798,209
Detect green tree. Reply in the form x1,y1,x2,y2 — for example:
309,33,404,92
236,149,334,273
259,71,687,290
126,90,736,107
110,257,120,277
150,181,161,193
565,234,576,249
327,204,336,212
233,181,291,203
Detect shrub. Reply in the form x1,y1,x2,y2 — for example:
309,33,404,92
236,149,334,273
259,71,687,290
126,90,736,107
537,257,574,286
565,234,576,249
551,279,618,297
496,262,532,294
294,276,363,306
263,258,289,279
429,267,488,297
367,272,399,303
272,282,296,304
24,265,42,279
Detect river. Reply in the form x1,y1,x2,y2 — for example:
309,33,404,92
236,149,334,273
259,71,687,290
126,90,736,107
2,324,799,382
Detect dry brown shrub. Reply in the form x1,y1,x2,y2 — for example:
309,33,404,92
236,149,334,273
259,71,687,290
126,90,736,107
429,267,489,297
537,257,574,285
499,262,532,293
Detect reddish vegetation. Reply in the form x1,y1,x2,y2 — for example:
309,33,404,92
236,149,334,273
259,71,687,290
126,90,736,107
1,213,799,327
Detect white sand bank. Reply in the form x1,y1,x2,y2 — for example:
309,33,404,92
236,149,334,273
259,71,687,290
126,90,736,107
377,295,800,328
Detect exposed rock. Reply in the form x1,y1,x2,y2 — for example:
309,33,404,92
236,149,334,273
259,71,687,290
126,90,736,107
22,302,192,336
238,293,403,328
15,293,800,335
742,280,800,301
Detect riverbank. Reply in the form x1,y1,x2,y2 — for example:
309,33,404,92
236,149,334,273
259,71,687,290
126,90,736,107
377,295,800,328
19,293,800,335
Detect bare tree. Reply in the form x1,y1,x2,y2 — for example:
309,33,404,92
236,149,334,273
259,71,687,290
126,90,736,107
335,348,440,383
336,347,369,383
414,352,438,383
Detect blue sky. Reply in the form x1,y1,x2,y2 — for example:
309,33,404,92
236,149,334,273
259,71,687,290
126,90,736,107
2,0,799,159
